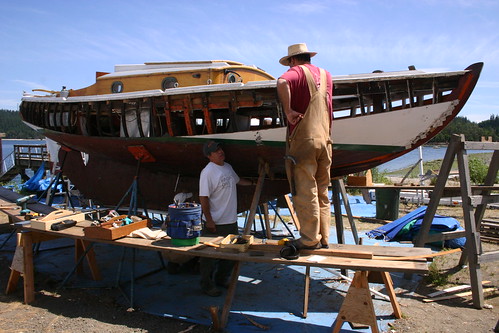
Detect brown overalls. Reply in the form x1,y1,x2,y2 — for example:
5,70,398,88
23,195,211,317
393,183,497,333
286,65,332,247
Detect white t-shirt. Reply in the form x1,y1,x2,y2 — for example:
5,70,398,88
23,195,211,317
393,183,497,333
199,162,240,225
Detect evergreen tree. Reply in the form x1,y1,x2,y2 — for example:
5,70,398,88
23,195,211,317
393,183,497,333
0,109,44,139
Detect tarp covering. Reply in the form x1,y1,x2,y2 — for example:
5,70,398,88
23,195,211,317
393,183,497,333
22,161,45,191
366,206,466,248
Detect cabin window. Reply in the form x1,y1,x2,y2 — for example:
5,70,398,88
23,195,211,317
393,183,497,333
227,73,237,83
162,77,178,90
111,81,124,93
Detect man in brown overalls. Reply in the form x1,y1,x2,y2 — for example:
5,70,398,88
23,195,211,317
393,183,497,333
277,43,333,255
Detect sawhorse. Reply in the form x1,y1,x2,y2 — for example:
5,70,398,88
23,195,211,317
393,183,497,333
332,270,402,333
5,231,101,304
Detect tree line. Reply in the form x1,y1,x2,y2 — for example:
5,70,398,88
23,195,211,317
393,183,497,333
429,115,499,143
0,110,44,139
0,109,497,142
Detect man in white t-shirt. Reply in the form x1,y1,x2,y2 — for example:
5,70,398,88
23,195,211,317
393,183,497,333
199,140,253,296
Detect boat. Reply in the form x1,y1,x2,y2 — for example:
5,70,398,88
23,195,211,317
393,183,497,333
18,60,483,211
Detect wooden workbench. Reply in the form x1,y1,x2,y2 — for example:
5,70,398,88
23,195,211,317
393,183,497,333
3,215,431,332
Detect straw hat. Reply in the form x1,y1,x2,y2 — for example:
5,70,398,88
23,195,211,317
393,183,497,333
279,43,317,66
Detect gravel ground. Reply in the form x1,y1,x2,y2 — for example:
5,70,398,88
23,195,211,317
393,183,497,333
0,206,498,332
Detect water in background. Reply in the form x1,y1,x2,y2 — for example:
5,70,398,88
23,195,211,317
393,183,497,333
1,139,46,160
378,145,492,172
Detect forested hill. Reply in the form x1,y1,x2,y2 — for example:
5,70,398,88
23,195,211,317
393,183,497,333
0,109,44,139
0,109,497,142
429,115,499,143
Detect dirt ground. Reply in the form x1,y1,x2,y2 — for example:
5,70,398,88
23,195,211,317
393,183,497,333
0,205,498,333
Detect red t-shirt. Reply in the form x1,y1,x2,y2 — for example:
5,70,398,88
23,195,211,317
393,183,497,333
279,64,333,132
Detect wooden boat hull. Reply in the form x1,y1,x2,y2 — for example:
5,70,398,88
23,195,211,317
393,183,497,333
19,62,483,211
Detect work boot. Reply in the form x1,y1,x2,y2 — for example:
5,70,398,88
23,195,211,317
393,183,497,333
286,239,321,250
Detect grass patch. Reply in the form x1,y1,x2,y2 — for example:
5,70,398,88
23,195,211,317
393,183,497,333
425,261,449,286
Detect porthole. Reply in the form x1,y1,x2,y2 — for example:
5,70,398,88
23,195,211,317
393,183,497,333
111,81,123,93
227,73,237,83
162,77,178,90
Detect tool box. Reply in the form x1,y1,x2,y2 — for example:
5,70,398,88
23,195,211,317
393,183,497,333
219,234,254,253
30,210,87,230
83,215,150,240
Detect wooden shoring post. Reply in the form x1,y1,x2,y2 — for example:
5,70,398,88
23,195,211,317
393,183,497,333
201,93,214,134
163,96,174,137
284,194,300,230
337,178,359,245
414,135,459,247
331,179,345,245
243,161,267,235
456,137,484,309
261,203,272,239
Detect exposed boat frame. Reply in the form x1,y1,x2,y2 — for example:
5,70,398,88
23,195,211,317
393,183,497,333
19,61,483,210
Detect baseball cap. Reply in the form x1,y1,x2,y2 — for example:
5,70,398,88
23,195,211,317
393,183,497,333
203,140,221,157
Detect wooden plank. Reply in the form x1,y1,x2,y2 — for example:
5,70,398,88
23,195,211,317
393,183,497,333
376,248,461,261
249,243,373,259
423,287,496,303
426,280,491,298
479,250,499,264
425,230,467,243
242,162,266,235
463,141,499,150
251,239,431,257
469,194,499,206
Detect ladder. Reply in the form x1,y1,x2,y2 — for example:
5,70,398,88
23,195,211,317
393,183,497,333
414,134,499,308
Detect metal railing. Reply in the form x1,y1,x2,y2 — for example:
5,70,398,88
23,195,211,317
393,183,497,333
0,144,48,180
14,144,48,167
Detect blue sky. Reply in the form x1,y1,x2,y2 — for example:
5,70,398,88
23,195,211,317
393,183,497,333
1,0,497,122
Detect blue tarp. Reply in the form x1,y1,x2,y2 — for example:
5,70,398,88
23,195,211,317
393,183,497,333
366,206,466,248
22,161,45,191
